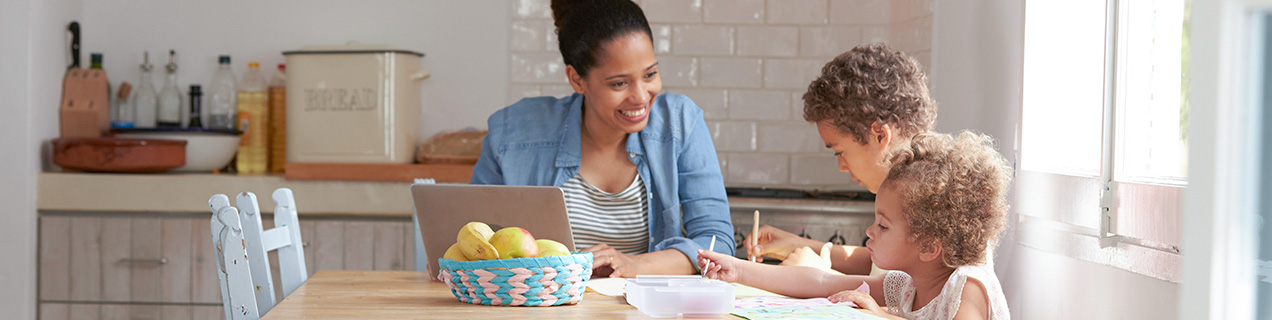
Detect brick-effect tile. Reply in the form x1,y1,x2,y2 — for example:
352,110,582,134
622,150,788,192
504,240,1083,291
673,25,734,55
704,0,765,24
759,122,824,153
830,0,890,25
642,0,704,23
767,0,829,24
729,90,790,120
709,121,757,151
701,58,762,88
726,154,789,185
737,26,799,57
800,26,864,57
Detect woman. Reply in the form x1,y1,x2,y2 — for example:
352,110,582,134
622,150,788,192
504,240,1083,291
744,44,938,275
470,0,733,277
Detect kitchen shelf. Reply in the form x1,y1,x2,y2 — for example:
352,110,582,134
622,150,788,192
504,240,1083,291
37,172,419,217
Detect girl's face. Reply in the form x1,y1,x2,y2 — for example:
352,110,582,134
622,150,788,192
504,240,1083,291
816,121,889,193
864,185,925,270
568,32,662,136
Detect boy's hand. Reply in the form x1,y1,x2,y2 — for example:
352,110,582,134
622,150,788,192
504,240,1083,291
780,242,840,274
696,249,744,283
744,225,824,260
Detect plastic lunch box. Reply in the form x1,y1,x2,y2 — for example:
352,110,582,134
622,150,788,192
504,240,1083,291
625,275,735,318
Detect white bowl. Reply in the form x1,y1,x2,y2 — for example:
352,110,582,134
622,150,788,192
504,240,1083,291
115,128,241,172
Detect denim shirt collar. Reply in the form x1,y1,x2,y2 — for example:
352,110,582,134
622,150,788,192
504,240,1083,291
553,93,647,168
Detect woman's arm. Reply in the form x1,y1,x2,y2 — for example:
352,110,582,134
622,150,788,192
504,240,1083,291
658,103,734,263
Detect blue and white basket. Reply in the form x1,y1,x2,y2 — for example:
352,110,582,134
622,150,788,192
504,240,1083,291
438,253,593,307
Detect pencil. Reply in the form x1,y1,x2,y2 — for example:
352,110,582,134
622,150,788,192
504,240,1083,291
751,210,760,262
704,235,717,277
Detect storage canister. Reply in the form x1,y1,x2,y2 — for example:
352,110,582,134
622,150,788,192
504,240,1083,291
283,43,428,163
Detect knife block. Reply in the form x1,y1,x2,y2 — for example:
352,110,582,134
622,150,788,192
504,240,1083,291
60,68,110,138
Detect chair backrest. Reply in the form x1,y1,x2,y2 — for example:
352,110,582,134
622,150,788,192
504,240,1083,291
210,188,309,320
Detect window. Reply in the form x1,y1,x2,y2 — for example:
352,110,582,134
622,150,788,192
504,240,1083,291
1020,0,1189,280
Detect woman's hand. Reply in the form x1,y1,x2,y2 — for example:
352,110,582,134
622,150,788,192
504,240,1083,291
582,243,641,278
779,243,840,274
744,225,824,261
696,249,746,283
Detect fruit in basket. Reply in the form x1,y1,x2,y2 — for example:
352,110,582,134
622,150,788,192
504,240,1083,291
457,222,498,260
536,239,570,257
489,227,540,259
443,243,470,261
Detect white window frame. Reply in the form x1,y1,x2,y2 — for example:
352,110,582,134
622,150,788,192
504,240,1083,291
1018,0,1187,283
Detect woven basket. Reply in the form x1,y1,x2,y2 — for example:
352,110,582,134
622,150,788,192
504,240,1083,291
438,253,593,306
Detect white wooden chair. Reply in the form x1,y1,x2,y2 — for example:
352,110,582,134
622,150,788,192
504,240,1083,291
209,188,308,320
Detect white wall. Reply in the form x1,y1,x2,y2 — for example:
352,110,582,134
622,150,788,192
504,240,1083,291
79,0,509,138
1,0,85,317
928,1,1180,319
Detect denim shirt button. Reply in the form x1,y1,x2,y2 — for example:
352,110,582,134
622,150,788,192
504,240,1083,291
628,152,636,158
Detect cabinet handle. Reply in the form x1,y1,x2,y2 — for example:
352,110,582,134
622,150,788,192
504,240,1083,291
120,258,168,264
303,241,310,248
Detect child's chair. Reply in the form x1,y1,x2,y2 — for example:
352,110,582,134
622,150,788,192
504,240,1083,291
209,188,308,320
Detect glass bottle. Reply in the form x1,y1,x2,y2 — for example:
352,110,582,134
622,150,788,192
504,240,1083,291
133,51,158,127
267,63,287,173
235,62,268,174
207,55,237,130
157,50,182,127
188,84,203,128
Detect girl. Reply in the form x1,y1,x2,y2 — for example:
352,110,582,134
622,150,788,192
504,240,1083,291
699,131,1012,320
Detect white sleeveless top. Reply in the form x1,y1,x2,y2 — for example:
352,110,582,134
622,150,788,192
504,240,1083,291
883,265,1011,320
559,173,650,255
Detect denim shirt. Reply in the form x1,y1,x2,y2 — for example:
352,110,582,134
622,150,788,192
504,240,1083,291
471,93,735,268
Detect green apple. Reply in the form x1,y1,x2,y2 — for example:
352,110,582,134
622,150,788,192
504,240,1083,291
536,239,570,257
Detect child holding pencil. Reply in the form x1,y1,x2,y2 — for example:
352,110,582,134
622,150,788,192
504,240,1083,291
699,131,1012,320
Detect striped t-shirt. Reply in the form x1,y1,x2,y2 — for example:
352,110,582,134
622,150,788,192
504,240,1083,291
560,173,650,255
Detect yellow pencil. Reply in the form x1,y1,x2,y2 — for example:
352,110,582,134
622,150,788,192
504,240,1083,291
751,210,760,262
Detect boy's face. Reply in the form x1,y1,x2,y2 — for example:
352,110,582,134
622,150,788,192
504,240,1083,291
865,184,924,270
569,32,662,136
816,120,889,193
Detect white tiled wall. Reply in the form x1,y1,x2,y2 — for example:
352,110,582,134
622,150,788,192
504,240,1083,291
508,0,933,190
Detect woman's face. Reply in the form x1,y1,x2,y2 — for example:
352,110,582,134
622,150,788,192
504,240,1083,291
816,120,889,193
569,32,661,136
864,185,923,270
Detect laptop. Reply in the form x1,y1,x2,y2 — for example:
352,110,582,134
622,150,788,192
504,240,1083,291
410,183,577,280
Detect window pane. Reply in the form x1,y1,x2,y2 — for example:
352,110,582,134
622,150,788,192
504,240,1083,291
1022,0,1107,176
1115,0,1190,183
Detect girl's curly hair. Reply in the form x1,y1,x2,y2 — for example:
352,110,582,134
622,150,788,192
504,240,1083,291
881,131,1012,267
803,43,936,144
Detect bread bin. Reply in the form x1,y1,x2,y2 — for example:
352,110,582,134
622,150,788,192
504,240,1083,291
283,43,428,164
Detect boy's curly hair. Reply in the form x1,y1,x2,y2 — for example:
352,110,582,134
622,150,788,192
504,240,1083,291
803,43,936,144
881,131,1011,267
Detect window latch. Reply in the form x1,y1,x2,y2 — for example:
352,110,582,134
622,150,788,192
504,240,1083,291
1098,181,1119,248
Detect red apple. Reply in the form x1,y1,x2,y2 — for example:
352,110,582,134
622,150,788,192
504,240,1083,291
488,227,539,259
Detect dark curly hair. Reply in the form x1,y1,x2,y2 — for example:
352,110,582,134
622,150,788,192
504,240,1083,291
803,43,936,144
551,0,653,77
881,131,1011,267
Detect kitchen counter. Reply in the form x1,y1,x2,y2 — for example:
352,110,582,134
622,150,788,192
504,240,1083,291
37,172,416,217
37,172,875,218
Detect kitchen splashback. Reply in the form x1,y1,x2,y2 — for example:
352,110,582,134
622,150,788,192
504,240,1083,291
506,0,934,190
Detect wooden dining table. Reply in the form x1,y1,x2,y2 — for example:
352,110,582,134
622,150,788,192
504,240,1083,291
261,270,743,319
